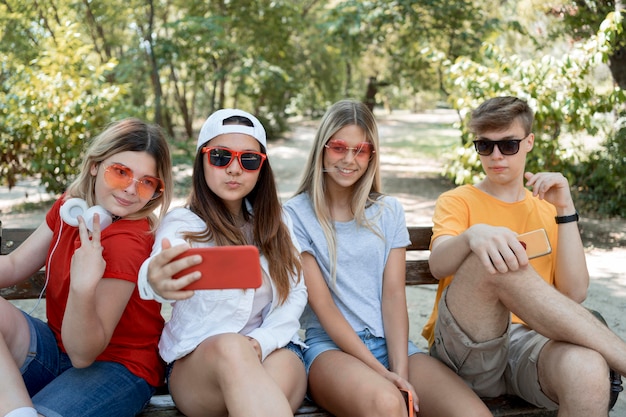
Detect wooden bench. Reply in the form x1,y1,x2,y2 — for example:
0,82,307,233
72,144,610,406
1,221,620,417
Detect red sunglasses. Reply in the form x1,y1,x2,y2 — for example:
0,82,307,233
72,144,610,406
324,139,375,161
104,163,164,200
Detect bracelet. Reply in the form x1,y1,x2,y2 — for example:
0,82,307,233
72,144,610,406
555,211,579,224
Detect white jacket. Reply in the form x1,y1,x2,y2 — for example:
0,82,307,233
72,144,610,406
138,206,307,363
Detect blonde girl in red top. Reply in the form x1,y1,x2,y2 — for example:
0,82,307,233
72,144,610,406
0,118,173,417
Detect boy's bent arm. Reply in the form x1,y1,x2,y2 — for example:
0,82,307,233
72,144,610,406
525,171,589,301
430,224,529,278
429,234,472,279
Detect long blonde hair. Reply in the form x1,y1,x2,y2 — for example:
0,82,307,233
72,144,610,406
294,99,382,283
65,118,173,231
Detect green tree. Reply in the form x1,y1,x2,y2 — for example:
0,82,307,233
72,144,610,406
543,0,626,89
0,21,123,193
441,11,626,217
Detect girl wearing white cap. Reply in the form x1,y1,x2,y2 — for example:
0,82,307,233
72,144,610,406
138,109,307,417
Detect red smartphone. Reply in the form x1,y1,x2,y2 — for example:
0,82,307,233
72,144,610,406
400,388,414,417
518,228,552,259
172,246,262,290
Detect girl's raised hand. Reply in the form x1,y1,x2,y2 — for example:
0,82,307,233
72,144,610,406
146,238,202,300
70,213,106,294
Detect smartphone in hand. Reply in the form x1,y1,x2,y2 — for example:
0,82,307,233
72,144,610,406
400,388,414,417
172,246,262,290
518,228,552,259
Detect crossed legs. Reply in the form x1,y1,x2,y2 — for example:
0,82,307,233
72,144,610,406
168,333,305,417
444,253,622,416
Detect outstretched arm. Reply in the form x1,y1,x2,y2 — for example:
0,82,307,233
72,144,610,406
139,238,202,301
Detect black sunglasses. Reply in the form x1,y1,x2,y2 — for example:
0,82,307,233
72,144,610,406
202,147,267,172
472,136,528,156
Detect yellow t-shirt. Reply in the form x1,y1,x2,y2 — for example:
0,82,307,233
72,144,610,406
421,185,558,347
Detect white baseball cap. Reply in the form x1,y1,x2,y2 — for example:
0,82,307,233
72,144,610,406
196,108,267,150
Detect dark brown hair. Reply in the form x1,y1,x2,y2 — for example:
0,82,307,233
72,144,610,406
184,117,301,303
469,96,534,136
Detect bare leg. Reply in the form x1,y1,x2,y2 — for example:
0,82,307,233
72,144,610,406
447,254,626,384
262,347,307,412
538,341,610,417
409,353,492,417
168,333,293,417
0,299,35,415
308,350,407,417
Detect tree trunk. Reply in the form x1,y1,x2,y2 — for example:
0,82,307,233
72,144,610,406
609,46,626,91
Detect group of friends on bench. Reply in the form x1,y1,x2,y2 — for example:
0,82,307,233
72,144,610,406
1,96,625,417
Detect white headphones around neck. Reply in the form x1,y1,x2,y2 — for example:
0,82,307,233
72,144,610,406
59,198,113,231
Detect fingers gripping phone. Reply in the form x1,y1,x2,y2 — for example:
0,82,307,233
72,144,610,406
400,388,414,417
518,228,552,259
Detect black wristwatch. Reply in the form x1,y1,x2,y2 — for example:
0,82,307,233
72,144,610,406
555,211,579,224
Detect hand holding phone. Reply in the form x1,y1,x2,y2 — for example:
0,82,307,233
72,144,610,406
518,228,552,259
399,388,414,416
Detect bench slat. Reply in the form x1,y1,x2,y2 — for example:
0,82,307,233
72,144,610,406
140,394,556,417
0,274,47,299
407,226,432,250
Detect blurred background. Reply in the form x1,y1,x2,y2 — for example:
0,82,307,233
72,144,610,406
1,0,626,222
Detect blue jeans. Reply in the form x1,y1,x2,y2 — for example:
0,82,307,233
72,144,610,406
20,312,155,417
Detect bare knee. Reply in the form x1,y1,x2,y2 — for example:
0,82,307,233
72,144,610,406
366,386,407,417
560,347,609,386
541,344,610,411
0,301,30,365
451,253,514,300
196,333,258,373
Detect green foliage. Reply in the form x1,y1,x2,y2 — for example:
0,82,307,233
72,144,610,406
441,13,620,182
441,10,626,217
572,122,626,217
0,0,625,220
0,23,124,194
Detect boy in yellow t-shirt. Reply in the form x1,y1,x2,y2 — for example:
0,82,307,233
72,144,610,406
423,96,625,415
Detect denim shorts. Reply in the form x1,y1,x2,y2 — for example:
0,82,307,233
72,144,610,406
302,327,422,374
20,312,155,417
